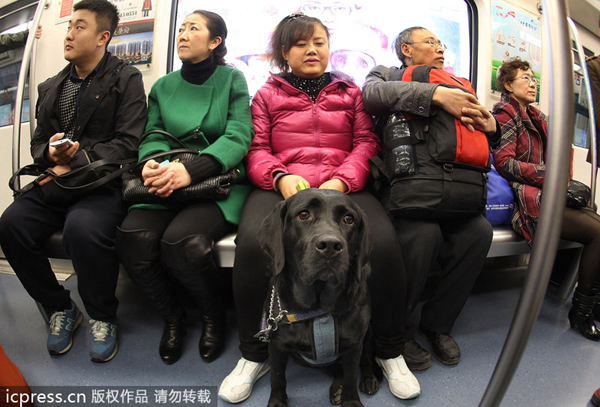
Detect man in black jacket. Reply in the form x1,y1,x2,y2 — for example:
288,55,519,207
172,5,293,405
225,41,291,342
0,0,147,363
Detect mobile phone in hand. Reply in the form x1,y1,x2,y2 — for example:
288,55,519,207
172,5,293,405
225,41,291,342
50,137,74,148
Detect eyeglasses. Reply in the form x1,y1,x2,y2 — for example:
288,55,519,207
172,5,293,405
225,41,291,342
513,75,539,85
300,3,355,16
406,38,446,50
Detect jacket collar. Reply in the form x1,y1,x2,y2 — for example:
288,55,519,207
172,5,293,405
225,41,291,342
47,53,125,140
500,92,548,141
269,70,356,92
500,92,547,123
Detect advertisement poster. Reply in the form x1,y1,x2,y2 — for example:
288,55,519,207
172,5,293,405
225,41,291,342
491,1,541,99
107,0,155,69
173,0,471,96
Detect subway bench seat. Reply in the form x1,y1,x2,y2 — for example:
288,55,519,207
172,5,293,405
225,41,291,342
41,225,582,299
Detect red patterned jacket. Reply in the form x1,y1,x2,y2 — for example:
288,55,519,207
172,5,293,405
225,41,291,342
492,93,550,245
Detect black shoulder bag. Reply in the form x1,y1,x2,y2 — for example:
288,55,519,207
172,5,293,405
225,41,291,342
9,157,136,206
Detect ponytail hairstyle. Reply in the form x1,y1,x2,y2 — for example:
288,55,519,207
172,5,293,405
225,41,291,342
191,10,228,66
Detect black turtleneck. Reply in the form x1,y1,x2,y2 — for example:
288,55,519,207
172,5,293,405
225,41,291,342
283,72,331,103
179,57,222,182
181,57,217,86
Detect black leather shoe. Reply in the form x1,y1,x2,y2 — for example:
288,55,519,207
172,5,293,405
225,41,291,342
159,317,186,365
402,338,432,371
199,317,225,363
418,326,461,365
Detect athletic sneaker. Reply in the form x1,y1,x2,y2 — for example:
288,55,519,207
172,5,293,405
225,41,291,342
218,358,270,403
376,355,421,400
89,318,118,363
47,300,83,355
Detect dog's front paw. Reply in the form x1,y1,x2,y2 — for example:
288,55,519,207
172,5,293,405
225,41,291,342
341,400,364,407
267,396,287,407
359,374,379,395
329,383,343,405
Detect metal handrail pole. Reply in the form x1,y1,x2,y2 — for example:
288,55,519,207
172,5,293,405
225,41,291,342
29,33,38,139
568,17,598,206
11,0,49,179
478,0,574,405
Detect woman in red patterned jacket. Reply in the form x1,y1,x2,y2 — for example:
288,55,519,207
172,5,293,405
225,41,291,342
219,13,420,404
492,58,600,341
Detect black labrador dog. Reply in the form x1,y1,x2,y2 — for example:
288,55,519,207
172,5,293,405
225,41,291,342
256,189,379,407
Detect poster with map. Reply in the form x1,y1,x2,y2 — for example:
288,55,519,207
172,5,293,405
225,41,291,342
491,1,541,100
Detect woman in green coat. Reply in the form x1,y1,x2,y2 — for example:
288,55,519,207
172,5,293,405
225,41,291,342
116,10,253,365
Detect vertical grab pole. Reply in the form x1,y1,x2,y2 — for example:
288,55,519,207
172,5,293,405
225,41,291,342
478,0,574,406
567,17,598,206
11,0,50,180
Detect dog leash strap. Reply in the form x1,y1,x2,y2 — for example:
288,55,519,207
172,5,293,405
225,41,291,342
255,286,288,342
285,309,329,323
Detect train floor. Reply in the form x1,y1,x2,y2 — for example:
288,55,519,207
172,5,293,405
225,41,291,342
1,260,599,407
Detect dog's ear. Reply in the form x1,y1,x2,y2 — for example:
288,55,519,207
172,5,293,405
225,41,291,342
353,206,372,283
257,199,288,275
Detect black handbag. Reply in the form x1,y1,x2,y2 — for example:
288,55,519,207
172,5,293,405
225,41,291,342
566,179,591,208
121,130,239,205
9,158,135,206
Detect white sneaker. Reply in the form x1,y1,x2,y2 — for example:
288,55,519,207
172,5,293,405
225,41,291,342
376,355,421,400
218,357,270,403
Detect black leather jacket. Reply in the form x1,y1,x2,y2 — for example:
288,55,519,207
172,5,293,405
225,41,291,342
31,53,148,169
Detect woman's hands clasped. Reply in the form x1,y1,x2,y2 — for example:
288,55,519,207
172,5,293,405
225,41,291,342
142,160,192,198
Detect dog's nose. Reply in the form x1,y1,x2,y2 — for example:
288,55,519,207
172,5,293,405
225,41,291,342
316,234,344,257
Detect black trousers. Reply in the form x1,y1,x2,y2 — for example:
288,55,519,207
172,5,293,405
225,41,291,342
561,207,600,295
233,189,407,362
119,203,233,246
0,187,127,320
390,214,492,335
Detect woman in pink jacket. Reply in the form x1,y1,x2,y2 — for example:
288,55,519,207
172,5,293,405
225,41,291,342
219,13,419,404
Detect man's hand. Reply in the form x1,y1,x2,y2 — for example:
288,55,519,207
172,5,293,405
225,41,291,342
37,164,71,186
460,105,497,134
47,133,79,165
277,174,310,200
431,87,481,132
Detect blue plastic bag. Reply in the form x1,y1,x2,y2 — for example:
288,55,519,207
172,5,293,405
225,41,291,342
486,154,514,225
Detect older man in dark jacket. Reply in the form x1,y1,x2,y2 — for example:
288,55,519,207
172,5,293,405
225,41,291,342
0,0,146,363
362,26,499,398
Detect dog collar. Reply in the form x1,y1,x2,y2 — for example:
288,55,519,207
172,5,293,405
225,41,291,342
255,286,329,342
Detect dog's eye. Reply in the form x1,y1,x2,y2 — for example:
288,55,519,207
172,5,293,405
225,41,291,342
343,214,355,224
297,210,310,220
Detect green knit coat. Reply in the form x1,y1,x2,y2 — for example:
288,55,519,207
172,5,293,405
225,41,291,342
133,65,254,225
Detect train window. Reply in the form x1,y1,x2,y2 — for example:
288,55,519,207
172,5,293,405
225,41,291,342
0,0,37,128
169,0,475,96
573,45,595,149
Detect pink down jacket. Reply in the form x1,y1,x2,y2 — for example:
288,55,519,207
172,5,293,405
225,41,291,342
246,72,381,193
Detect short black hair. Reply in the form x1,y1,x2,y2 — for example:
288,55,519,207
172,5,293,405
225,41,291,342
73,0,119,45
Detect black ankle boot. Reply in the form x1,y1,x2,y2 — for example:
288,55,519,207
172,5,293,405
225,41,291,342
199,313,226,363
159,312,187,365
592,283,600,322
568,289,600,341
